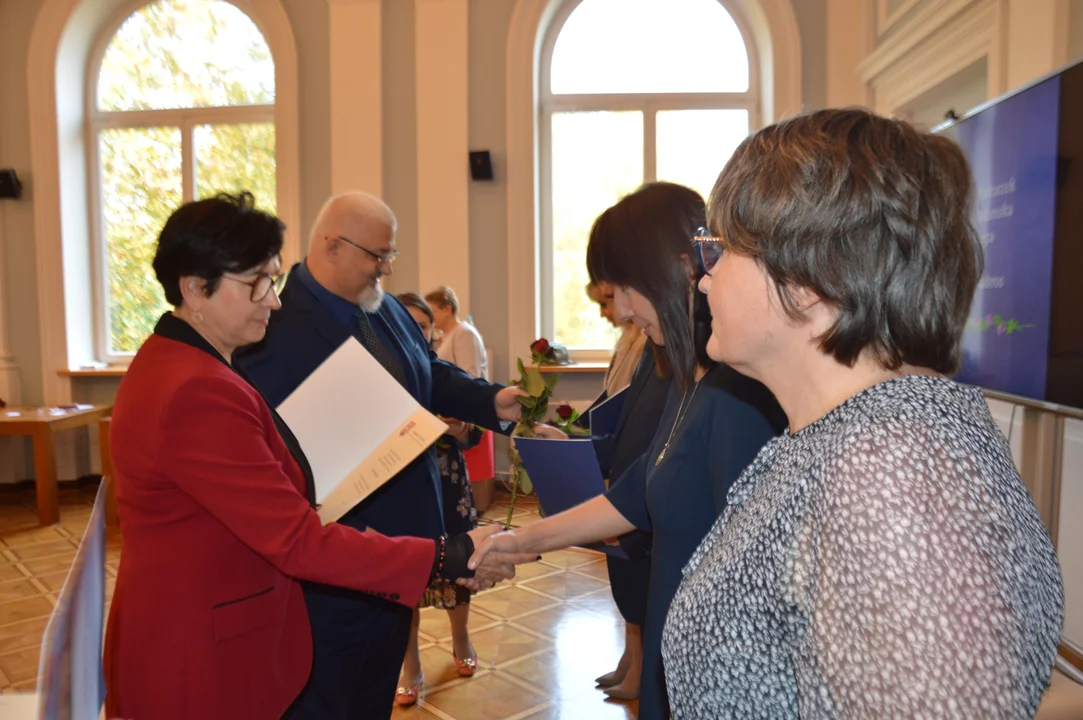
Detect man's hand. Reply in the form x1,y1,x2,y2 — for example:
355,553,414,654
457,525,538,592
494,386,529,422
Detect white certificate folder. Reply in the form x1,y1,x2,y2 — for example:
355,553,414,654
277,337,448,524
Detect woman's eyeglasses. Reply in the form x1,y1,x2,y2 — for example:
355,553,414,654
693,227,724,275
223,272,286,302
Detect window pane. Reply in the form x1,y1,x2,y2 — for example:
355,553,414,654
100,127,182,354
551,111,643,349
657,109,749,202
98,0,274,111
550,0,749,95
195,123,276,212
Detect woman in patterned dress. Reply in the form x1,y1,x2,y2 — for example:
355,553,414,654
662,108,1064,718
394,292,483,706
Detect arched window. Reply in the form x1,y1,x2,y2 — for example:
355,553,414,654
540,0,757,352
89,0,276,359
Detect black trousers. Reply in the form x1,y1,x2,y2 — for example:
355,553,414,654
284,583,413,720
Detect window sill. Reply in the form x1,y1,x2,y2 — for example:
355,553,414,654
57,367,128,378
525,362,609,374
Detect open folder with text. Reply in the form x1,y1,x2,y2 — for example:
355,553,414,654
277,338,448,524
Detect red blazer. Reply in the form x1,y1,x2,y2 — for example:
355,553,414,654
103,328,434,719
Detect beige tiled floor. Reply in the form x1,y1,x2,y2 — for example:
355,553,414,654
0,487,637,719
0,485,117,694
392,494,637,720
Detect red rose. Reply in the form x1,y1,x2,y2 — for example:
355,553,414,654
555,404,574,420
530,338,551,356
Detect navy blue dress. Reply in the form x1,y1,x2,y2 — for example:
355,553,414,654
605,363,786,720
590,345,669,626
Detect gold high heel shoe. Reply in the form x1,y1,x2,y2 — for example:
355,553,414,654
454,651,478,677
395,674,423,706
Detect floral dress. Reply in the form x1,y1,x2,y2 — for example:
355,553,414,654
420,427,482,608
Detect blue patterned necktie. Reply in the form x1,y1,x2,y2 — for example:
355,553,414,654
356,311,407,388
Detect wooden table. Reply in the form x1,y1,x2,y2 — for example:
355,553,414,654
0,404,112,525
98,416,120,529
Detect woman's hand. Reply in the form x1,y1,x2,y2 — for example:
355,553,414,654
532,424,568,440
445,418,473,441
455,525,538,591
510,423,568,452
467,528,525,572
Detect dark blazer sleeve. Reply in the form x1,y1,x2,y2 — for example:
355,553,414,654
162,372,435,606
428,349,510,434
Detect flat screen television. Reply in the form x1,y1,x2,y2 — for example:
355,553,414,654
936,60,1083,414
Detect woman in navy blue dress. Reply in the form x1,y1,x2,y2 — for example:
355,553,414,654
476,182,786,719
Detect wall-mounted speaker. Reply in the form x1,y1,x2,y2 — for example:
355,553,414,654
0,169,22,199
469,151,494,181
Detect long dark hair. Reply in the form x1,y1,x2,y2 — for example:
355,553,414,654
586,182,714,391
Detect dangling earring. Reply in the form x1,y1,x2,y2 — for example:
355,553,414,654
193,311,204,324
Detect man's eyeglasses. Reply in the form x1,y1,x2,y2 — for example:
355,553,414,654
223,272,286,302
693,226,724,275
329,235,399,266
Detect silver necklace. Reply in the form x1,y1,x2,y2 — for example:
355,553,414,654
656,380,701,466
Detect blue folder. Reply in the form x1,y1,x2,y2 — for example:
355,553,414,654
588,386,628,436
514,437,628,559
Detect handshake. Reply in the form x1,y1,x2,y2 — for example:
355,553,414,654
455,525,535,592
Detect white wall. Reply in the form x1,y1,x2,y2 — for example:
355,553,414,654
900,57,988,129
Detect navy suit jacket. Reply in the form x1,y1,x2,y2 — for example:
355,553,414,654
236,264,507,539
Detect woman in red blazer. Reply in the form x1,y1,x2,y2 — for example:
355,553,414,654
103,193,515,719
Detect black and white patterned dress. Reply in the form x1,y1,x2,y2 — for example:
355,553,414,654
662,375,1064,719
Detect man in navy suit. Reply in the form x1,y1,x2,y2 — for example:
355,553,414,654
237,192,523,719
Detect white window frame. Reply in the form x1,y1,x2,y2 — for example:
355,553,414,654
537,0,761,361
85,0,277,364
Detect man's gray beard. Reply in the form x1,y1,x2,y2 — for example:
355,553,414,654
359,283,384,313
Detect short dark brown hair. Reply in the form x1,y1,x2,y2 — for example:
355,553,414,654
425,285,459,316
153,192,284,306
709,107,983,374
